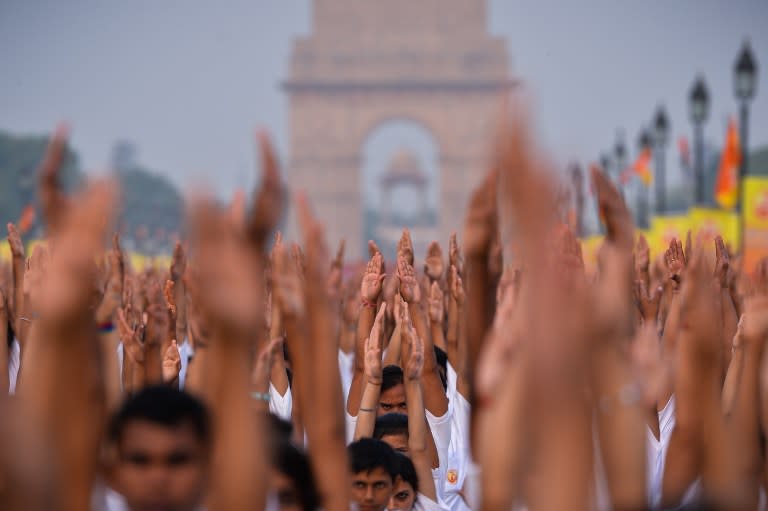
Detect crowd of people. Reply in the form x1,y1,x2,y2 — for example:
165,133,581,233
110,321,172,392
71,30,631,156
1,112,767,511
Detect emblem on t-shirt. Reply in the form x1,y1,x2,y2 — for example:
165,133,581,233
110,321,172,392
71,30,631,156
446,469,458,484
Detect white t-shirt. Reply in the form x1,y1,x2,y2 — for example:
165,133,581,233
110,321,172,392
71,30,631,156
8,338,20,394
346,411,359,445
414,492,450,511
339,349,355,403
268,383,293,421
426,399,453,502
442,363,471,511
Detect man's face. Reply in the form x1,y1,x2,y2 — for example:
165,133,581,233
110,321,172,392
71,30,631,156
350,467,393,511
387,476,415,511
111,420,208,511
380,433,409,457
378,384,407,416
270,469,303,511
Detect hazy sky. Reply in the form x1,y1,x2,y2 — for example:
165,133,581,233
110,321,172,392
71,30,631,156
1,0,766,201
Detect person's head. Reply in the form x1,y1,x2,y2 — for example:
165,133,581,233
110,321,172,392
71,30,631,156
270,441,319,511
373,413,409,457
379,365,406,416
387,453,419,511
107,385,210,511
348,438,397,511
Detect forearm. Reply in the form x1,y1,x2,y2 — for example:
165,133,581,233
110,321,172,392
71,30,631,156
726,343,764,479
430,320,446,352
405,379,437,501
382,322,402,367
720,288,738,376
270,306,289,395
446,299,459,368
591,345,647,509
465,253,494,387
99,330,122,411
183,349,206,398
0,318,8,393
11,255,24,337
721,346,744,416
348,306,375,414
143,343,163,384
209,342,266,511
353,381,380,440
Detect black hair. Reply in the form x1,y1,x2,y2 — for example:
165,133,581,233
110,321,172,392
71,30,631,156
108,385,210,446
373,413,409,440
266,412,294,442
348,438,397,481
272,440,320,511
391,452,419,496
434,346,448,391
382,365,404,393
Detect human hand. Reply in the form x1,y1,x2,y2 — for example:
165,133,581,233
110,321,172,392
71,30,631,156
326,239,345,301
272,239,305,318
38,123,72,235
360,252,385,304
6,223,24,260
463,170,498,257
428,281,444,323
247,130,285,248
118,307,145,364
449,265,465,306
397,229,414,266
448,232,463,278
635,234,650,277
403,324,425,381
397,255,421,304
634,279,662,325
251,336,284,391
364,303,386,385
161,340,181,384
664,237,686,288
713,235,730,288
170,241,186,281
95,234,124,324
424,241,444,281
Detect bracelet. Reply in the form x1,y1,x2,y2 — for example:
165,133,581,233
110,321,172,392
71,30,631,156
361,299,377,308
18,317,33,323
251,391,271,403
98,322,116,333
359,407,376,413
597,383,641,414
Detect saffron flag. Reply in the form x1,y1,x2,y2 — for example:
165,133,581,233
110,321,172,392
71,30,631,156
715,118,741,210
17,204,36,234
633,147,653,186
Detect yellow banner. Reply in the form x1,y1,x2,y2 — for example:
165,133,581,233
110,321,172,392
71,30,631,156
743,176,768,273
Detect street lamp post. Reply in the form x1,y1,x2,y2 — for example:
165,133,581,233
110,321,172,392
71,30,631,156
734,41,757,214
689,76,710,204
614,138,627,201
637,130,652,228
653,106,669,213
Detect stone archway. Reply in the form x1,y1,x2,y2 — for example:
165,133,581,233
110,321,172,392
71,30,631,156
283,0,515,258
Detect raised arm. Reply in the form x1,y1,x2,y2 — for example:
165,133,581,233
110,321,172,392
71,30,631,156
347,251,385,416
296,195,350,511
6,223,26,344
398,255,447,416
353,303,386,441
402,321,438,502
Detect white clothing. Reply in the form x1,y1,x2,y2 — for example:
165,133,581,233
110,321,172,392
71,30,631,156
426,400,453,502
346,411,359,445
339,349,355,402
178,339,194,389
414,492,450,511
443,364,471,511
8,338,20,394
268,383,293,421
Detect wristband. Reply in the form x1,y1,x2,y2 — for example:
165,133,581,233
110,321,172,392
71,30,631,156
359,407,376,413
361,299,377,308
19,317,33,323
98,322,116,334
597,383,641,414
251,391,271,403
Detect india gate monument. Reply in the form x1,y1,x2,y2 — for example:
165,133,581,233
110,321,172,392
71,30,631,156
283,0,515,259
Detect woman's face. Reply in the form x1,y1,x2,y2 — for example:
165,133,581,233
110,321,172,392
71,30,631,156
387,476,415,511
